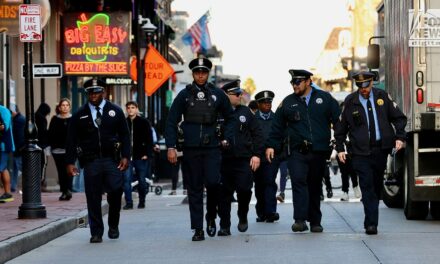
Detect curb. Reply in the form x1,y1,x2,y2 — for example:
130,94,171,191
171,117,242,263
0,202,109,263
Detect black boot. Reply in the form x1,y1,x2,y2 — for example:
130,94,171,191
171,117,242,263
192,229,205,241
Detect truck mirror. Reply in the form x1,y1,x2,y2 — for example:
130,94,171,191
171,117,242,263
367,44,380,69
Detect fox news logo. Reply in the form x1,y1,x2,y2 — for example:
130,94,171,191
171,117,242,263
409,9,440,47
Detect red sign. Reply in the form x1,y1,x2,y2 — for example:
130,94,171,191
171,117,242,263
19,4,41,42
144,44,174,96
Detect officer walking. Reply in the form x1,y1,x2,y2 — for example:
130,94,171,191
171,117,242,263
253,90,280,223
217,80,264,236
66,78,130,243
266,69,340,233
334,71,406,235
165,57,234,241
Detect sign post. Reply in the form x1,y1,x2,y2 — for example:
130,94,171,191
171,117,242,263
18,2,46,219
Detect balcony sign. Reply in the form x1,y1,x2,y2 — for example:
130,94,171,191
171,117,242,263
63,12,131,76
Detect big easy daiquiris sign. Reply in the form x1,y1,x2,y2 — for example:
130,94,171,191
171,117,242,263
63,12,130,75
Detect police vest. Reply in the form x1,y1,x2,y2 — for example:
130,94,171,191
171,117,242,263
184,85,217,124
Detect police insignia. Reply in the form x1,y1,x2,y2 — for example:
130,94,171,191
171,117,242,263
377,99,384,106
316,98,323,104
197,92,205,99
239,116,246,122
211,95,217,101
109,110,116,117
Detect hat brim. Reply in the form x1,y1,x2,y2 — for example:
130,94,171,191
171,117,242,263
85,87,104,93
192,66,210,72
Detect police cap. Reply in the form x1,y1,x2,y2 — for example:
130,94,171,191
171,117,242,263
83,78,106,93
255,90,275,103
288,69,313,81
189,58,212,72
352,71,375,83
221,79,243,94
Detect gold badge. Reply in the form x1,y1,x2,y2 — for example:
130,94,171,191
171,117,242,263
377,99,384,106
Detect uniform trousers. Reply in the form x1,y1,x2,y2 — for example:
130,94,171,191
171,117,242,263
254,159,279,217
287,150,327,224
83,158,124,237
218,157,253,229
352,147,389,227
183,147,222,230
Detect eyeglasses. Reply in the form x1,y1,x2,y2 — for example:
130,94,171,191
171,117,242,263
355,81,372,89
291,78,305,86
228,93,242,97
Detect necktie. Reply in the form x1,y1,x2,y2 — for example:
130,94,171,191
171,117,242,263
95,106,102,127
367,100,376,144
302,97,307,106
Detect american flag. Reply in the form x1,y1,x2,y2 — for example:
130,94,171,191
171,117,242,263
182,12,212,53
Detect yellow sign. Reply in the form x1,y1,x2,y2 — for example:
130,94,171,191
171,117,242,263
144,44,174,96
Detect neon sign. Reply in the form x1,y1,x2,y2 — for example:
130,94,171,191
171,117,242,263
63,12,131,75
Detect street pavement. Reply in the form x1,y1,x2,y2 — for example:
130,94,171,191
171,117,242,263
4,173,440,264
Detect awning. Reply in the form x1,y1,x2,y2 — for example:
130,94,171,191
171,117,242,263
168,43,185,65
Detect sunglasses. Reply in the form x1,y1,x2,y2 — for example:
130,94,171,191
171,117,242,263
228,93,242,97
290,78,305,86
355,81,372,89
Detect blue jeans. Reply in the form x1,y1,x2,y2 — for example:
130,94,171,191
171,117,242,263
73,162,85,192
11,156,22,192
124,159,151,204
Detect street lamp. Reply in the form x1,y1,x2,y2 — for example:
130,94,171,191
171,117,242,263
136,16,157,116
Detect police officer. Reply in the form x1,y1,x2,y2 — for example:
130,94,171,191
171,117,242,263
266,69,340,233
253,90,280,223
334,71,407,235
66,78,130,243
165,57,234,241
216,80,264,236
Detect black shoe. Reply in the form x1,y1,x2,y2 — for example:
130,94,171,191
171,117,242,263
90,235,102,243
123,203,133,210
256,215,266,222
237,218,248,232
65,190,72,200
326,188,333,199
59,193,67,201
310,224,324,233
365,225,378,235
265,212,280,223
217,228,231,236
108,227,119,239
291,221,309,232
206,218,217,237
138,202,145,209
192,229,205,241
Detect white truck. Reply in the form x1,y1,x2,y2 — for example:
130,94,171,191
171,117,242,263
368,0,440,220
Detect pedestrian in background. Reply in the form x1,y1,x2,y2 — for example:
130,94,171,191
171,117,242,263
48,98,73,201
266,69,340,233
123,101,153,210
334,71,407,235
253,90,280,223
35,102,51,187
217,80,264,236
0,104,15,203
248,100,258,114
10,104,25,193
66,78,130,243
165,57,234,241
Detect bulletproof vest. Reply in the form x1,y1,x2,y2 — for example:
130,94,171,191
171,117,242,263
184,85,217,124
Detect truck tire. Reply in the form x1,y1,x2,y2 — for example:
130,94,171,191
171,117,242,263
404,141,429,220
430,201,440,220
382,153,404,208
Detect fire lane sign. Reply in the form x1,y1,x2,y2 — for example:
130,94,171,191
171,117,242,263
19,4,42,42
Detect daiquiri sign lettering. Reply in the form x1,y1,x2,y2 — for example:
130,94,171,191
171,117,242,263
63,12,131,75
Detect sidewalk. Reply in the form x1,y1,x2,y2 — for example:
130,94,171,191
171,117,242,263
0,179,171,263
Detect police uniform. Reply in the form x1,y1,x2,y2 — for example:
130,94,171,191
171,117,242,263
164,58,234,241
253,90,280,222
334,71,407,234
266,69,340,232
66,78,130,242
217,80,264,234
